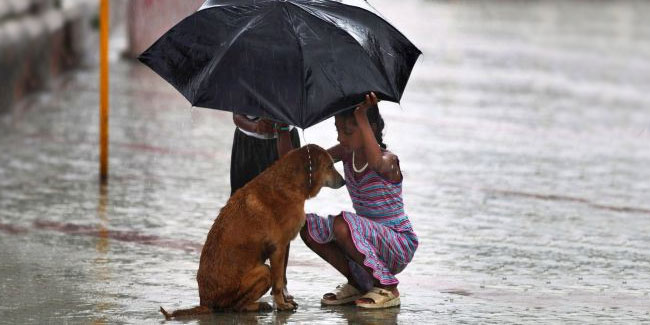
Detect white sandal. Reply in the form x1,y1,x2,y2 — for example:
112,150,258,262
355,287,401,309
321,283,362,305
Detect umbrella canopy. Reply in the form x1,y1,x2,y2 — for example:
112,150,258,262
138,0,421,128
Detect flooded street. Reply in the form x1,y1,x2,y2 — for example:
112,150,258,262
2,0,650,323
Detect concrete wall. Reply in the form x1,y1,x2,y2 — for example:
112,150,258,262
125,0,204,58
0,0,97,112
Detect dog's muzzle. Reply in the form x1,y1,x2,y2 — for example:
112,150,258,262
329,172,346,189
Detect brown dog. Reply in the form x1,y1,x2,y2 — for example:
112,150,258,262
160,144,345,318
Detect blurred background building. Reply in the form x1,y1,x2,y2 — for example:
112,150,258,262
0,0,203,113
125,0,203,58
0,0,97,111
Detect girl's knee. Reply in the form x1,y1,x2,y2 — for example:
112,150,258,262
332,215,350,240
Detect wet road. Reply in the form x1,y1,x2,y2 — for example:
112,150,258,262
2,0,650,323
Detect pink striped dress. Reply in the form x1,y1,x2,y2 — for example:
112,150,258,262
305,152,418,286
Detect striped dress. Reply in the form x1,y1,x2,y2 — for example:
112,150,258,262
305,152,418,286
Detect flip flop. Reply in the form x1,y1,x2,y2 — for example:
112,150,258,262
355,287,401,309
321,283,363,305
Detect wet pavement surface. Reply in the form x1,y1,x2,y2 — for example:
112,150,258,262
2,0,650,323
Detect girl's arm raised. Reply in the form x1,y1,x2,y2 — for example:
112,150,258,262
354,93,402,183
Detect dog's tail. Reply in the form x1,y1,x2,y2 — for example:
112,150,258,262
160,305,213,319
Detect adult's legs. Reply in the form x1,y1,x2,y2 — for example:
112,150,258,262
230,129,278,195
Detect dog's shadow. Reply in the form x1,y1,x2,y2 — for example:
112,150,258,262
167,298,296,325
168,311,292,325
161,304,398,325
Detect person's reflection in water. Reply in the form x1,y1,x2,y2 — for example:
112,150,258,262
322,305,400,325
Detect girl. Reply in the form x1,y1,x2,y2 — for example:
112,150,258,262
301,92,418,309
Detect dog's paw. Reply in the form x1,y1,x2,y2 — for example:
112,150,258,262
283,288,295,302
275,300,298,311
281,294,297,305
274,288,295,302
258,302,273,313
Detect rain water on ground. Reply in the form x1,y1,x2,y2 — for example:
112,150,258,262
1,0,649,323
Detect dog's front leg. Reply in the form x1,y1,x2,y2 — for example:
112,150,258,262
270,244,297,311
282,243,296,303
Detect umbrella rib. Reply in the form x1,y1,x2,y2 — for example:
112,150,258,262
287,1,398,100
282,4,306,128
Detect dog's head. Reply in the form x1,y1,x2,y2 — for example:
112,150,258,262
297,144,345,198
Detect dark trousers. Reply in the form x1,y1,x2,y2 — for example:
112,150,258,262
230,128,301,195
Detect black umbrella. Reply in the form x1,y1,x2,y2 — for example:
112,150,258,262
138,0,421,128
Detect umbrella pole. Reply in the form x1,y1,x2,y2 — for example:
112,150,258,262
99,0,110,184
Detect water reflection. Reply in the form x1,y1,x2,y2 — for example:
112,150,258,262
1,0,650,323
322,305,400,324
92,184,111,325
96,184,110,254
190,310,294,325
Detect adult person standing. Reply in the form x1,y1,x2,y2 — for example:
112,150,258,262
230,113,301,301
230,114,301,195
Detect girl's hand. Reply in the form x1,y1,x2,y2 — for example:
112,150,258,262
354,92,379,119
